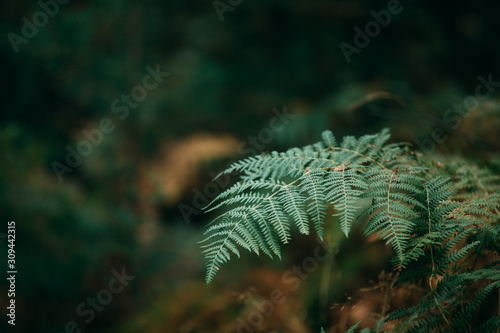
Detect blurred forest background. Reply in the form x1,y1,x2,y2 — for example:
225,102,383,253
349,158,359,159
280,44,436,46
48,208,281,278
0,0,499,332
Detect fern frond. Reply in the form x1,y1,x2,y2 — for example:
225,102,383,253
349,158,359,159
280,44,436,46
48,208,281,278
202,129,400,284
201,128,500,333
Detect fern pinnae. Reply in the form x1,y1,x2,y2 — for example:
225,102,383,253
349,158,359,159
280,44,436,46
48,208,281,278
250,207,281,257
325,165,366,237
365,170,413,262
338,166,354,237
321,130,337,148
300,169,328,239
448,240,480,265
204,193,270,213
204,179,283,211
345,321,362,333
241,214,271,257
265,196,291,244
204,205,269,284
279,184,309,235
204,174,309,284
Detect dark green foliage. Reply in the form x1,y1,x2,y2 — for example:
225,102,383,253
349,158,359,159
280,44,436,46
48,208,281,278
202,129,500,332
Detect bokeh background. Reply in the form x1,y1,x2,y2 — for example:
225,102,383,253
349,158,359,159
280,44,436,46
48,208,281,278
0,0,499,332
